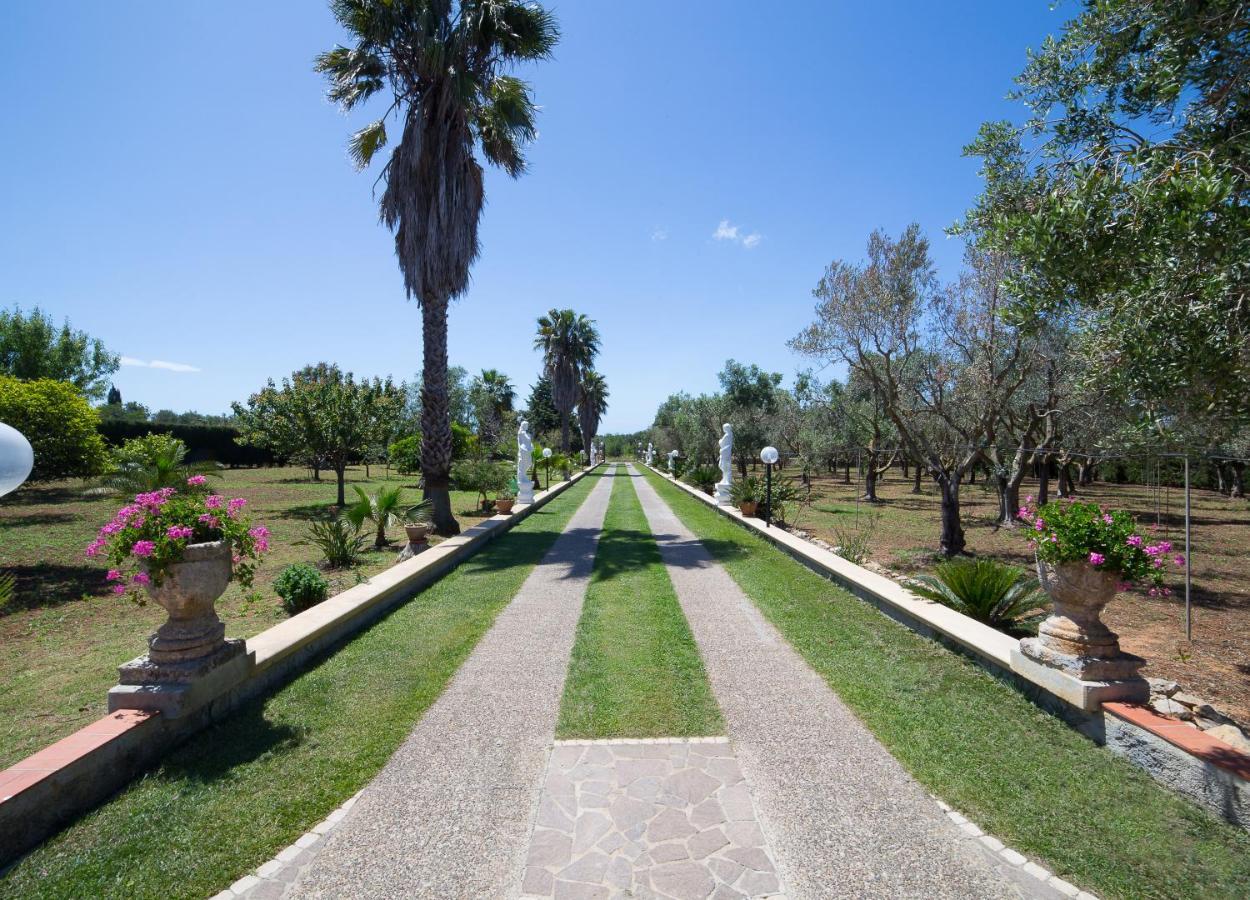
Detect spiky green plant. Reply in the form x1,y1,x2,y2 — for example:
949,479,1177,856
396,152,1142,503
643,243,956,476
305,517,369,569
345,484,406,548
910,558,1049,630
100,433,217,495
0,571,15,611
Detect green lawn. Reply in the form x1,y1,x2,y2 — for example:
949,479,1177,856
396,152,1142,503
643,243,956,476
557,470,722,739
0,471,602,900
641,467,1250,900
0,465,492,769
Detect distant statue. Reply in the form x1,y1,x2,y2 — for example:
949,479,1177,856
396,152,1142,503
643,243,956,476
667,449,679,474
646,443,654,465
517,419,535,504
715,424,734,505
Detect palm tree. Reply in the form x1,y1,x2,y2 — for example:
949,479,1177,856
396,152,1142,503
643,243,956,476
578,369,609,459
316,0,559,536
346,484,407,548
470,368,515,449
534,309,600,452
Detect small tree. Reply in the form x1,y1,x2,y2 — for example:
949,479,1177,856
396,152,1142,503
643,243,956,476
0,306,119,402
0,376,108,481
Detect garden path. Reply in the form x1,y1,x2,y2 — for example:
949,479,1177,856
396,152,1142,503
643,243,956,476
627,465,1058,899
287,466,618,899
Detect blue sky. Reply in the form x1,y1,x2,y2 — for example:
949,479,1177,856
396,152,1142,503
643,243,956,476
1,1,1062,433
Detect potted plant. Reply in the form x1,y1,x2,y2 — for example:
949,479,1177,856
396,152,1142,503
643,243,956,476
451,458,508,514
730,476,762,516
496,486,516,515
87,477,270,665
402,499,435,546
1017,498,1183,678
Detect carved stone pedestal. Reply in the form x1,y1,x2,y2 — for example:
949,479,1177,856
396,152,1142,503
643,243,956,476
715,482,732,506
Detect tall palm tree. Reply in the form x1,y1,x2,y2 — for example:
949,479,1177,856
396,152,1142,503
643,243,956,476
470,368,515,448
316,0,558,535
577,369,609,458
534,309,600,452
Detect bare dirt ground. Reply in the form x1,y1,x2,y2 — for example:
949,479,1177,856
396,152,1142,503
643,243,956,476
770,465,1250,724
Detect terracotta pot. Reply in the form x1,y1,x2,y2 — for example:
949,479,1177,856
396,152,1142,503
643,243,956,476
404,523,430,544
496,498,515,515
144,540,232,664
1022,558,1144,680
738,501,758,517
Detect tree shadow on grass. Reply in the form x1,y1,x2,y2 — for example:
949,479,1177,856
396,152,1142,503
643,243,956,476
2,485,87,507
276,503,340,522
1,563,105,615
0,511,77,528
648,533,750,569
159,705,305,785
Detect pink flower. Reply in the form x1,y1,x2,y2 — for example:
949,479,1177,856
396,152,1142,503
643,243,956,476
227,497,247,517
1116,581,1132,592
205,494,223,510
232,554,242,565
1033,518,1045,532
248,525,270,538
112,583,128,595
1088,552,1105,566
1148,587,1159,597
1025,495,1034,504
131,572,150,585
1103,514,1114,525
166,525,194,540
198,513,220,528
1126,534,1142,547
1173,555,1186,567
186,475,207,486
131,540,156,558
85,538,106,558
106,569,123,582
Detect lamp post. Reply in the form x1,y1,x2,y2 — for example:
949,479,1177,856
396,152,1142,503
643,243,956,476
0,423,35,498
761,446,779,527
542,447,553,491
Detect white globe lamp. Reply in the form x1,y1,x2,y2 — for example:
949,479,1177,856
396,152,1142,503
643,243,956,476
0,423,34,498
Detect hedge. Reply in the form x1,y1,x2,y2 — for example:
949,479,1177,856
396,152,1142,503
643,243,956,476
97,421,273,467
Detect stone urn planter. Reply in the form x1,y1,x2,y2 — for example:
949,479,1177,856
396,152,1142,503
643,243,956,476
144,540,234,665
738,501,758,517
496,498,515,515
404,523,431,545
1019,559,1145,681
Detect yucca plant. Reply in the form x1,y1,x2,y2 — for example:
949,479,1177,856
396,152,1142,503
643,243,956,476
910,558,1048,631
345,485,406,548
305,517,369,569
0,571,15,611
686,465,720,495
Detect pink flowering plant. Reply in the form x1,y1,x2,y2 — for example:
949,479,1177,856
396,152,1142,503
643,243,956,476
1018,498,1182,595
86,477,271,601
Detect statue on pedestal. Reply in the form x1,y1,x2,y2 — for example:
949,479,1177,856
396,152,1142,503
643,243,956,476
645,443,654,465
715,424,734,505
667,449,679,474
516,419,535,504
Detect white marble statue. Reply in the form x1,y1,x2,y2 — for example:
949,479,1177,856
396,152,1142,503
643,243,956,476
645,442,654,465
516,419,535,504
715,423,734,505
667,449,679,474
588,443,598,466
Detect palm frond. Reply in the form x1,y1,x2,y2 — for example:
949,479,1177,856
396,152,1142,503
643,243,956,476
349,119,389,170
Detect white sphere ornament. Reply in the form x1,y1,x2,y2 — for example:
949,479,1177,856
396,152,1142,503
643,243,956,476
0,422,35,497
543,447,553,459
761,446,780,466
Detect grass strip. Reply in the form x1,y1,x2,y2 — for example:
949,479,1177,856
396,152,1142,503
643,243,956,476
641,467,1250,900
0,472,605,900
557,471,723,739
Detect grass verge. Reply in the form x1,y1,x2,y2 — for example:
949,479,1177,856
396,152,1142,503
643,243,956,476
0,471,604,900
641,467,1250,900
557,470,722,739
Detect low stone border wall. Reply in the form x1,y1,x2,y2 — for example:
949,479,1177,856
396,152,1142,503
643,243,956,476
0,466,601,867
646,466,1250,830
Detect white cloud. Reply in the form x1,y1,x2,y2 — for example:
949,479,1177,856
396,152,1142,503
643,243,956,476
651,226,669,242
120,356,201,373
713,219,762,249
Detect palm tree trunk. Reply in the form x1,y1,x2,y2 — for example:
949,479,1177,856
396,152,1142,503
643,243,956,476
560,413,571,453
420,299,460,536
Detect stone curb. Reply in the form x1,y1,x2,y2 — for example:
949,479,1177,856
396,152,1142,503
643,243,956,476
933,797,1098,900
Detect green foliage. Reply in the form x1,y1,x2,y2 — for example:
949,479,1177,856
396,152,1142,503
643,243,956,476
388,434,422,473
272,563,329,615
1022,499,1180,590
97,420,270,466
304,517,368,569
729,476,763,505
0,306,119,401
103,433,218,495
0,572,14,611
0,375,108,481
451,458,508,505
910,558,1048,630
451,420,478,460
832,512,881,566
685,465,720,495
403,498,435,525
345,485,406,548
767,476,801,524
535,309,600,450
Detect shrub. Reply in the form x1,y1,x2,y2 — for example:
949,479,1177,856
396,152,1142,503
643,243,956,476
273,563,329,615
103,433,218,494
910,558,1049,630
452,458,508,505
0,375,108,481
767,476,801,523
686,465,720,495
388,434,422,474
832,511,881,565
97,420,270,466
730,476,764,505
305,517,368,568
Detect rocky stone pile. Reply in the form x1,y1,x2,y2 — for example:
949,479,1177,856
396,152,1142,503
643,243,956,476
1147,678,1250,753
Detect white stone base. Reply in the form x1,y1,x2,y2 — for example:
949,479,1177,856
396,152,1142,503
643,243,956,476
110,645,252,719
517,480,535,505
1010,646,1149,712
714,482,732,506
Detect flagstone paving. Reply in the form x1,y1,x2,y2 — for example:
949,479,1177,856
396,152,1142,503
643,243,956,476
628,466,1064,900
521,738,784,900
288,467,617,900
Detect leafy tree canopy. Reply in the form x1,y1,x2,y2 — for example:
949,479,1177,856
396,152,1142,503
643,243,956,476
0,306,119,402
0,375,108,481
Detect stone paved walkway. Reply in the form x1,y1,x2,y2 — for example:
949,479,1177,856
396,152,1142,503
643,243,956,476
628,466,1059,900
289,467,617,899
521,738,784,900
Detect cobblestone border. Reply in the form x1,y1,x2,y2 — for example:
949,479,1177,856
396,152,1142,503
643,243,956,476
211,790,363,899
933,797,1098,900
